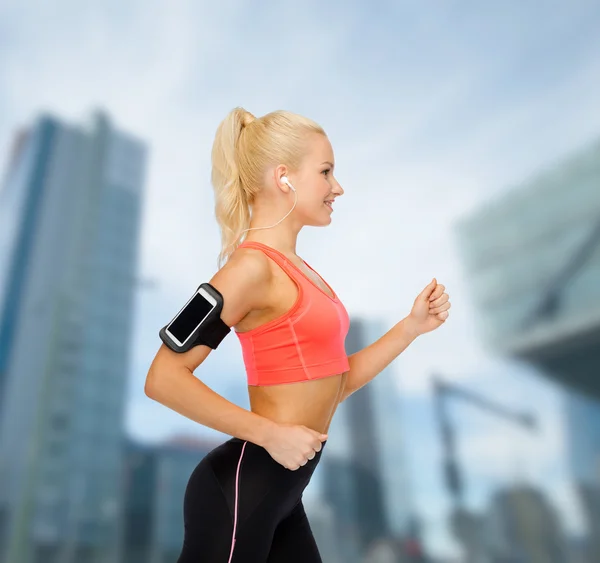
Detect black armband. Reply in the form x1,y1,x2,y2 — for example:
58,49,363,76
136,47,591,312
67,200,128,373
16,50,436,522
159,282,230,353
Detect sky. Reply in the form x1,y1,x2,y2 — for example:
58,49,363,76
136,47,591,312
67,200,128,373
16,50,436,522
2,0,600,558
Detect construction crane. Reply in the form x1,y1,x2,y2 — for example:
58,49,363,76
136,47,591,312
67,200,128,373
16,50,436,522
432,375,537,562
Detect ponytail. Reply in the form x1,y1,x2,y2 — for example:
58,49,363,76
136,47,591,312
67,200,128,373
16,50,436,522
211,107,325,267
211,107,254,267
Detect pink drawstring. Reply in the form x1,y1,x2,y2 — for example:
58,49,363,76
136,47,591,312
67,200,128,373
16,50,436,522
227,441,247,563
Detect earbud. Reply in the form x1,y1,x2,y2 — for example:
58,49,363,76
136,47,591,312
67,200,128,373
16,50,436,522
281,176,295,192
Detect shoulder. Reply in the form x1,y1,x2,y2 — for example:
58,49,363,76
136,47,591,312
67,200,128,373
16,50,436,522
208,246,272,326
216,245,272,291
146,246,272,378
227,245,272,281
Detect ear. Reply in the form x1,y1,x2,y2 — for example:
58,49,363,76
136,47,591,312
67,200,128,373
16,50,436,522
273,164,291,192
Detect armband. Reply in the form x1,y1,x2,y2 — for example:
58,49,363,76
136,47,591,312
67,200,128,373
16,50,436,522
159,282,230,353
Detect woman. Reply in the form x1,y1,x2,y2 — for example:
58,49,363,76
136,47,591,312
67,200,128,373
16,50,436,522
145,108,451,562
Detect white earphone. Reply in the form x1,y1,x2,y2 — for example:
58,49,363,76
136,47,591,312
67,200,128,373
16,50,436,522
237,176,297,238
280,176,296,192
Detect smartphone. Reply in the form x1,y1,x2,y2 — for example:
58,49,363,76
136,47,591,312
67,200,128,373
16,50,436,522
164,286,218,348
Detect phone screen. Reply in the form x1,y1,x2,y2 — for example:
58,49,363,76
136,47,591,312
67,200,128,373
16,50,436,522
167,291,216,344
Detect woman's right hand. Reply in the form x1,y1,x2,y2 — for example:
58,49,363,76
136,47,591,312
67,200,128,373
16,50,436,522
262,423,328,470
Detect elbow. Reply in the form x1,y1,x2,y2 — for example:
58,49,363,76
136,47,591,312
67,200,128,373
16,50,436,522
145,365,191,399
144,382,155,399
144,369,162,399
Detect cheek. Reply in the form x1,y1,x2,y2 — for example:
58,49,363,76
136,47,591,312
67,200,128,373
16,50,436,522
297,189,325,215
301,181,327,203
296,176,329,208
319,176,332,196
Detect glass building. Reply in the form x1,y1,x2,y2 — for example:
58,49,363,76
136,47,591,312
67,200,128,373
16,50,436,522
565,391,600,488
121,436,221,563
454,137,600,399
321,317,414,559
455,136,600,562
0,110,147,563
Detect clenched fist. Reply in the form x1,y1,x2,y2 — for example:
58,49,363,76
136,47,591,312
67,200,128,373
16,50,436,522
407,278,451,335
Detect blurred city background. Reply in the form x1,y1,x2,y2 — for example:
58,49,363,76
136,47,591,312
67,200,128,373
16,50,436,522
1,1,600,562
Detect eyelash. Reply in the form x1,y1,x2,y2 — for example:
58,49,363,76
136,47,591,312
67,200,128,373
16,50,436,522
322,169,331,176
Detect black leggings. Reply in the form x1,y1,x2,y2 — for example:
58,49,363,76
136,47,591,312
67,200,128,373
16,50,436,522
176,436,327,562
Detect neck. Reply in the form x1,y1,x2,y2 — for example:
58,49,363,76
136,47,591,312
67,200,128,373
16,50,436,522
243,228,300,257
243,196,304,256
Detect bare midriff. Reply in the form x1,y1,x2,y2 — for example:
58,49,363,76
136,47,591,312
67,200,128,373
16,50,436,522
235,251,349,435
248,371,348,435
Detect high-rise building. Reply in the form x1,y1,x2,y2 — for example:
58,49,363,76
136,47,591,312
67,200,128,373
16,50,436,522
121,435,221,563
344,324,389,550
360,319,414,538
304,496,342,563
565,391,600,488
322,317,414,558
0,110,147,563
454,137,600,400
121,440,156,563
455,137,600,562
564,389,600,560
485,484,567,563
320,454,363,563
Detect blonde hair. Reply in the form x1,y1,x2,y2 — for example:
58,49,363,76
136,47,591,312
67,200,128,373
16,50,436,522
211,107,325,267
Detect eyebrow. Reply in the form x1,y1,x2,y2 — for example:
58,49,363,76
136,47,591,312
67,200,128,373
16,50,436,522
321,161,335,167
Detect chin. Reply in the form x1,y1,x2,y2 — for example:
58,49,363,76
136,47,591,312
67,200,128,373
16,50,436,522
306,215,332,227
300,206,334,227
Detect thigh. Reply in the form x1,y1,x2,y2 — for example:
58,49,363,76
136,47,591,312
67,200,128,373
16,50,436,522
266,500,323,563
176,459,234,562
178,439,283,562
178,437,325,563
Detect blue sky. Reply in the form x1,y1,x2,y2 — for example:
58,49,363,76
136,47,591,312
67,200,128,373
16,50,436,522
1,0,600,558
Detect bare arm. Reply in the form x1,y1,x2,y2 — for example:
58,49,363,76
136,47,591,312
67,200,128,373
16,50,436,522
339,316,419,403
339,279,450,403
145,351,278,445
144,249,278,447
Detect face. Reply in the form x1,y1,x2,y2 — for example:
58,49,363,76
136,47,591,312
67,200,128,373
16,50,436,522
288,132,344,227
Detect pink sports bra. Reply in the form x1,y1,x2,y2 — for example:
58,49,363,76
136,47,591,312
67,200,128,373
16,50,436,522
234,241,350,386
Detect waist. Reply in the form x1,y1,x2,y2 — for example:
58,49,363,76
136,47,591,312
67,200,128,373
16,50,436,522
248,372,346,435
229,436,328,450
227,436,327,480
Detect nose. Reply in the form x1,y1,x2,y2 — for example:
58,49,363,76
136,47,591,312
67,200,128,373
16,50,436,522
332,177,344,196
